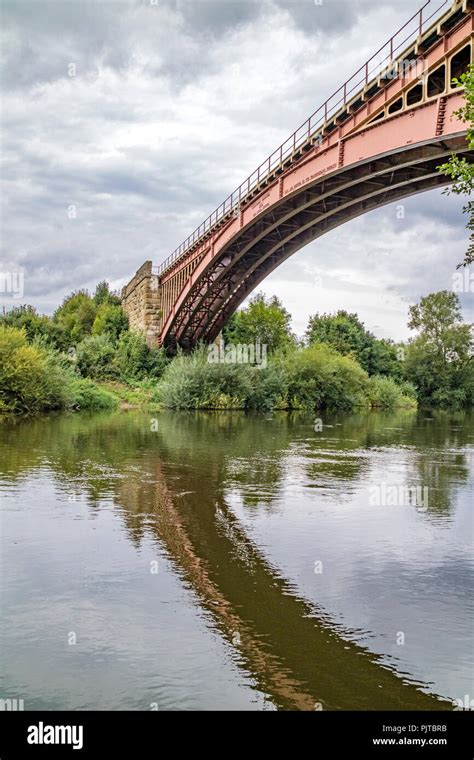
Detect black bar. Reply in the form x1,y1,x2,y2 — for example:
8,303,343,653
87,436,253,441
0,710,473,758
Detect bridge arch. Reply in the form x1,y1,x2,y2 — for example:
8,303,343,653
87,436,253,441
169,135,470,348
121,1,474,349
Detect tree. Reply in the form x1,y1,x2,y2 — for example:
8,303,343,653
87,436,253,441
93,281,121,306
305,310,401,378
223,293,295,352
0,305,66,350
92,303,128,343
53,290,97,345
438,64,474,267
404,291,473,407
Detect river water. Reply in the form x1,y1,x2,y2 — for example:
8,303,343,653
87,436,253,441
0,409,472,710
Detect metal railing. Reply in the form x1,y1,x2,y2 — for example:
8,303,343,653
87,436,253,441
154,0,449,278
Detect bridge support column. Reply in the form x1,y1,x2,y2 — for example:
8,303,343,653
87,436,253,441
121,261,162,346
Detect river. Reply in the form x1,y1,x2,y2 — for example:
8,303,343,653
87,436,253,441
0,409,472,710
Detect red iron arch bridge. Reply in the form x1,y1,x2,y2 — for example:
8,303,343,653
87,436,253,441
121,0,474,349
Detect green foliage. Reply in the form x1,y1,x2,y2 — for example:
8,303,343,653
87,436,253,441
158,348,287,411
245,363,287,412
75,334,118,380
116,332,149,380
158,349,253,410
92,303,128,343
93,281,121,306
0,305,66,350
305,310,365,355
0,326,64,413
0,326,117,414
403,291,473,408
1,281,123,354
366,338,403,380
54,290,97,345
223,292,295,352
367,375,417,410
305,310,401,378
146,345,169,379
98,380,161,409
115,332,168,381
2,278,471,415
66,377,118,410
438,64,474,267
281,343,369,411
158,344,377,412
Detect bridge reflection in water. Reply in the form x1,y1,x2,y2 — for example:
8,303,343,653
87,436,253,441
3,411,468,710
113,413,456,711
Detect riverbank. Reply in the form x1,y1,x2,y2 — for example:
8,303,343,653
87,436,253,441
1,326,418,417
2,284,473,417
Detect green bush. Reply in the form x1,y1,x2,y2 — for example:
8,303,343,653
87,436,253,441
281,343,369,411
0,326,66,413
147,345,170,379
245,363,287,412
366,375,417,409
115,332,168,381
54,290,97,345
158,345,372,412
67,377,118,410
75,335,118,380
0,326,117,414
158,349,245,409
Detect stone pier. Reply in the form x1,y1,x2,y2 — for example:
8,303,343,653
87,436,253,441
121,261,162,346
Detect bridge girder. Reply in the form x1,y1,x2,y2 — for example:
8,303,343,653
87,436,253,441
164,134,471,349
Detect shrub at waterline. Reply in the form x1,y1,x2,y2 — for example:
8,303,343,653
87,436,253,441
157,348,287,411
66,377,118,411
366,375,417,410
280,344,369,411
157,349,256,410
0,326,117,414
157,344,416,412
73,332,169,383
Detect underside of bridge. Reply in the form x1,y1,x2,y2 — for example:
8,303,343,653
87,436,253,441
169,136,473,349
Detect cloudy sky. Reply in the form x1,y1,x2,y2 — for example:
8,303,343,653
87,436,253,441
1,0,472,340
